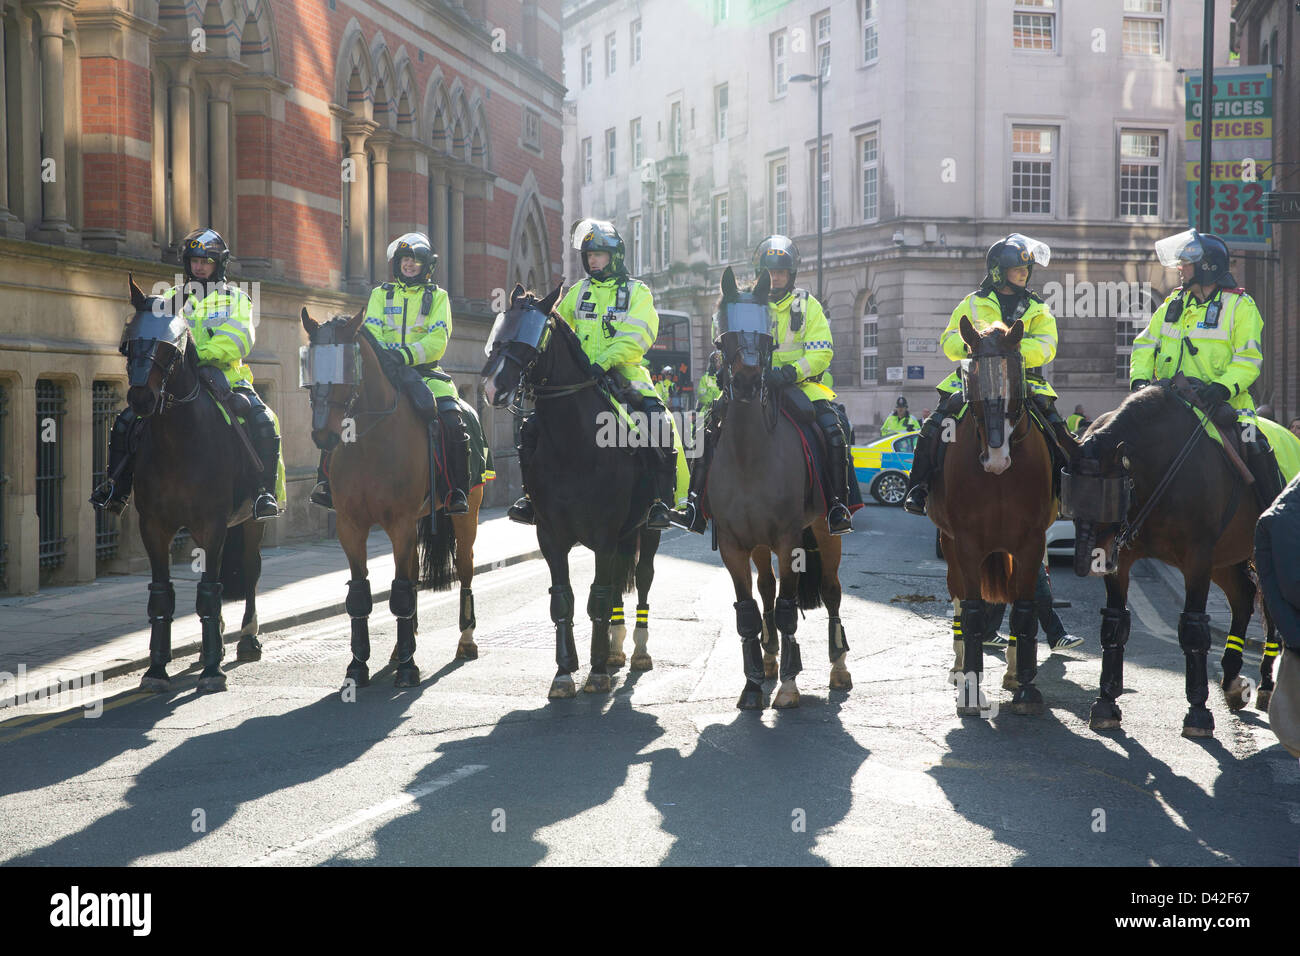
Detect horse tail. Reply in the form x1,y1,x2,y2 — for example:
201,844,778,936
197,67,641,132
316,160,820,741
614,533,640,596
797,527,824,610
417,511,456,591
980,552,1014,605
219,524,246,600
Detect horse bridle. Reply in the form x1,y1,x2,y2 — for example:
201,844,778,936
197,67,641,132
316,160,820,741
497,311,599,417
127,320,200,414
308,325,400,443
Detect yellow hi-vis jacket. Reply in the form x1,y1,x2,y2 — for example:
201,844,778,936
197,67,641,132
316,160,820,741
1129,287,1263,412
881,413,920,437
938,289,1059,399
162,283,255,389
768,288,836,402
363,280,458,401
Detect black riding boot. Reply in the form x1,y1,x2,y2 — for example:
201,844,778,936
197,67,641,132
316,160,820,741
643,397,674,531
310,451,332,509
508,413,539,525
1029,392,1075,472
903,398,956,516
90,408,140,515
1245,425,1284,512
439,404,471,515
241,391,281,520
815,400,853,535
674,399,726,533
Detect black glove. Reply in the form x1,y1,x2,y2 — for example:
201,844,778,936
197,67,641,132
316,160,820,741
776,365,800,387
376,346,403,376
1130,379,1150,392
1196,381,1231,406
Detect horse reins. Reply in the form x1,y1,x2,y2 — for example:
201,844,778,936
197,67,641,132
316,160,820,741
1114,411,1209,551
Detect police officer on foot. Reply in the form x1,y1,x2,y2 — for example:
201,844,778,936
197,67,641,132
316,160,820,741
881,397,920,437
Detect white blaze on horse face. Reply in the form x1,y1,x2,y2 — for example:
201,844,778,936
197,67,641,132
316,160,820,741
980,414,1013,474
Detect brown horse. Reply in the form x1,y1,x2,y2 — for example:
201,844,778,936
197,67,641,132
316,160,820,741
927,318,1057,717
706,268,851,710
301,308,481,689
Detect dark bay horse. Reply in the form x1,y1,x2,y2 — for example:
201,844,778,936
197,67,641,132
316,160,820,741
927,318,1057,717
301,308,480,689
123,275,265,692
1064,383,1279,737
706,268,851,710
480,285,660,699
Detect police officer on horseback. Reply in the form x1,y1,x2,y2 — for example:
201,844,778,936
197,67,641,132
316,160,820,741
311,232,471,515
881,397,919,437
91,228,281,520
904,233,1072,516
1131,228,1282,508
508,219,686,530
678,235,854,535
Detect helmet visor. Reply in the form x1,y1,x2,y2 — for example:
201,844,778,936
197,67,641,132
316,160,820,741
1005,234,1051,268
1154,230,1203,269
572,218,618,250
387,233,431,262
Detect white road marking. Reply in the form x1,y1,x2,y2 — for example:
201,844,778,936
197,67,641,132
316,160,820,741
249,764,486,865
1125,578,1180,648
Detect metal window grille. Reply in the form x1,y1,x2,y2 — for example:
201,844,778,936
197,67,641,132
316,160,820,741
92,382,122,561
35,380,67,569
0,384,8,587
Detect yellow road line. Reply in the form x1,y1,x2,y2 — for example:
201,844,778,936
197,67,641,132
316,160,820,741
0,692,151,745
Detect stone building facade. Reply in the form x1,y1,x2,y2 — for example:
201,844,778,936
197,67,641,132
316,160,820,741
562,0,1230,437
0,0,565,594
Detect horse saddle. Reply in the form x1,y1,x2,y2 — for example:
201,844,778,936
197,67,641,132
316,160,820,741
196,366,262,473
1167,374,1254,485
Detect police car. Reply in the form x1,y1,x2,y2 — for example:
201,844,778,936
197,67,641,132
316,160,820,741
852,430,918,506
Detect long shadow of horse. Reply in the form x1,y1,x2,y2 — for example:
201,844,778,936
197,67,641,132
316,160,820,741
349,685,668,866
7,671,423,865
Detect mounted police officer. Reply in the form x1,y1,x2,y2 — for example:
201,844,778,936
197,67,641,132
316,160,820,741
696,351,722,414
903,233,1071,516
312,232,470,514
881,396,919,437
508,219,686,530
678,235,853,535
1131,228,1282,508
91,228,281,520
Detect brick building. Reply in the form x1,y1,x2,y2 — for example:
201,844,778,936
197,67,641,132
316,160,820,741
0,0,564,594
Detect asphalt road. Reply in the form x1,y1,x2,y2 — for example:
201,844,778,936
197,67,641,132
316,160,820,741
1,505,1297,866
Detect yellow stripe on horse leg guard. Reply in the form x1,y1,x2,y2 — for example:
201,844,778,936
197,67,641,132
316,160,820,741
610,605,625,625
1264,641,1281,658
1225,634,1245,654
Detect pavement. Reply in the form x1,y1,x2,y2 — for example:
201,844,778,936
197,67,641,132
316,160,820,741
0,506,542,704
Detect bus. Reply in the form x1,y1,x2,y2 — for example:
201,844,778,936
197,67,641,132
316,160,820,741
646,310,693,410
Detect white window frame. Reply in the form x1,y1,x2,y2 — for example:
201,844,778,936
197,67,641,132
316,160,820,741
582,46,593,86
630,215,642,274
862,313,879,383
815,11,831,81
1117,128,1164,220
861,0,878,65
658,203,670,271
772,31,789,98
1122,0,1166,58
859,128,879,222
1115,318,1138,381
1012,0,1056,54
631,19,642,64
605,127,616,178
670,101,683,155
582,136,592,185
1008,124,1057,217
715,84,728,140
810,138,832,231
631,117,642,169
605,32,616,75
522,107,541,151
714,194,729,262
770,157,789,235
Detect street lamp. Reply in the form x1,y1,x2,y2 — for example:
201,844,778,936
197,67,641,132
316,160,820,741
791,70,826,301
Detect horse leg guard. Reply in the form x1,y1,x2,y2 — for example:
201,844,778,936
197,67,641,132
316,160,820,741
1178,611,1215,737
1089,607,1129,730
608,604,627,668
1221,631,1249,709
548,585,578,698
141,581,176,689
195,581,227,692
390,578,420,688
455,587,478,660
344,578,372,686
957,599,987,716
583,585,614,693
735,599,766,710
1008,599,1043,715
827,617,852,691
631,603,652,670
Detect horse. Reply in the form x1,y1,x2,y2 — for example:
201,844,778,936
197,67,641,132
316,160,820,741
704,268,851,711
1063,382,1282,737
300,308,481,689
480,285,661,699
122,275,265,693
926,317,1058,718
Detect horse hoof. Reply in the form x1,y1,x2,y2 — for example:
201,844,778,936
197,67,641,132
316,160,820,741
583,673,612,694
345,664,370,688
1089,700,1122,731
197,674,228,693
394,664,420,688
1009,686,1044,716
1181,724,1215,739
956,706,984,718
736,686,766,710
828,670,853,691
1181,707,1215,738
763,655,778,680
773,689,800,709
630,654,653,671
1002,672,1020,691
1223,676,1252,711
139,675,170,693
236,636,262,662
1257,689,1272,712
456,641,478,661
549,676,577,700
605,652,626,670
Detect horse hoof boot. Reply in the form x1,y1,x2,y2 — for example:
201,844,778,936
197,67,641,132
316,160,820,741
763,655,779,680
1181,706,1215,739
583,673,612,694
630,653,653,671
345,662,370,688
1089,699,1123,732
1257,689,1273,712
197,674,228,693
548,675,577,700
829,669,853,691
139,675,171,693
456,640,479,661
956,705,985,718
1223,676,1252,711
736,684,766,710
394,663,420,688
773,683,801,709
1009,686,1045,716
1002,670,1020,691
236,636,262,662
605,651,626,670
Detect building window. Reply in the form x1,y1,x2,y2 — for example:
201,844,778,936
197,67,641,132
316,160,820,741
582,136,592,184
1115,318,1138,381
605,32,616,75
582,45,593,86
715,84,728,140
1118,130,1162,218
670,101,683,155
715,195,729,262
1012,0,1056,52
811,140,832,230
772,31,789,97
631,19,642,63
658,204,669,270
862,313,879,383
859,130,879,222
605,127,616,177
715,0,729,22
631,117,643,168
862,0,878,64
1122,0,1165,57
1010,125,1055,215
523,107,541,150
770,158,789,234
630,216,642,274
815,12,831,79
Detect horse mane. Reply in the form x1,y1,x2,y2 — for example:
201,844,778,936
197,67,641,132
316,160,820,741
1083,384,1180,458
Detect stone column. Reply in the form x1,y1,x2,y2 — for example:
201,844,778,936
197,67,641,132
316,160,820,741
0,11,19,234
32,2,75,240
167,57,196,241
449,173,465,298
430,163,448,271
205,74,234,239
343,121,375,292
369,132,391,284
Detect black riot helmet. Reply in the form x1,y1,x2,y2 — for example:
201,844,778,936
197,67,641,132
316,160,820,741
1154,229,1237,289
752,235,800,299
572,219,626,281
387,232,437,285
180,228,231,283
982,233,1051,292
